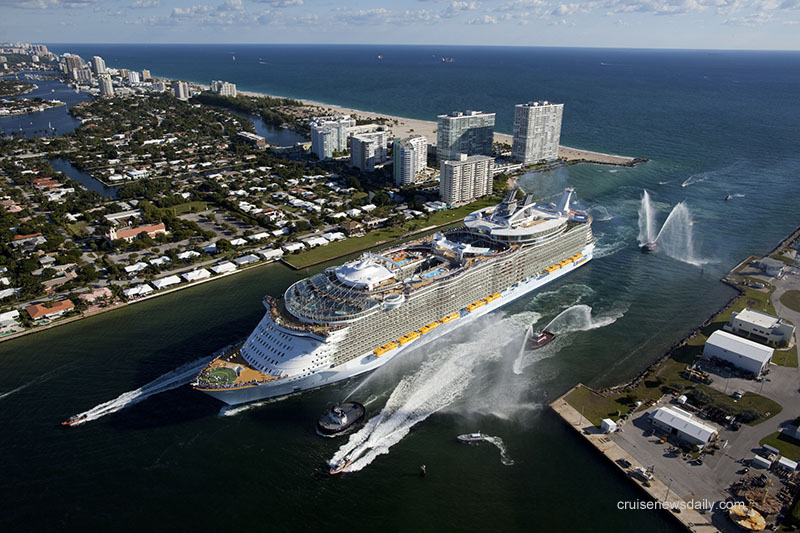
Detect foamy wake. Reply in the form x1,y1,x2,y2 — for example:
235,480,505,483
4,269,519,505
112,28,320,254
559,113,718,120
483,435,515,466
66,356,213,426
329,318,510,473
0,362,75,401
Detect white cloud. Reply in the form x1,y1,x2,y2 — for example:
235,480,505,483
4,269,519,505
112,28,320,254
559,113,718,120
129,0,160,8
468,14,498,23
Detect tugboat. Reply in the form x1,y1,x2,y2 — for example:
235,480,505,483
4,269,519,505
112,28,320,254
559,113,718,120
457,432,486,444
640,242,658,253
527,328,555,349
61,414,87,427
317,402,366,436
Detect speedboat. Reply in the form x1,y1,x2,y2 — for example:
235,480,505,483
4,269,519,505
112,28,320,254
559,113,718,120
724,194,733,201
61,414,86,427
457,432,485,444
528,329,555,349
329,459,353,475
640,242,657,253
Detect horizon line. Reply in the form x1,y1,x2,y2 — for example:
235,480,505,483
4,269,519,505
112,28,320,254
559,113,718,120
38,42,800,53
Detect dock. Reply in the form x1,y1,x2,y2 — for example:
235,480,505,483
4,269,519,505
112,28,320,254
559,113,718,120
550,385,719,532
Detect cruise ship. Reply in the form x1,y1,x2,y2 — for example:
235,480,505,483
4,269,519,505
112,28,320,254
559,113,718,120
193,188,594,405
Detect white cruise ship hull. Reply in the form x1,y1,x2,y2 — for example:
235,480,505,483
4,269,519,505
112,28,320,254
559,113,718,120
200,245,593,405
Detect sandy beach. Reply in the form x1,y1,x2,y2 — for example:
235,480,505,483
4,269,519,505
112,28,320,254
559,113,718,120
237,88,639,165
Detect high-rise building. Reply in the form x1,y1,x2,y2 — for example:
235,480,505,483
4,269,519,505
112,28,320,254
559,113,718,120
350,127,388,172
128,71,141,84
71,66,92,83
439,153,494,206
173,81,189,101
512,101,564,164
310,115,356,160
393,135,427,186
90,56,106,76
211,80,237,97
63,54,83,74
436,110,495,163
99,74,114,97
141,69,151,80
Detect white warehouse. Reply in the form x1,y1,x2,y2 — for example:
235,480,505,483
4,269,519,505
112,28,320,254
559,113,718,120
703,330,773,376
650,406,718,448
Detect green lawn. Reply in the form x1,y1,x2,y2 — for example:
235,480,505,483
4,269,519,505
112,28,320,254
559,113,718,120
66,221,88,237
780,290,800,313
774,344,798,367
760,431,800,461
563,385,627,426
283,197,499,269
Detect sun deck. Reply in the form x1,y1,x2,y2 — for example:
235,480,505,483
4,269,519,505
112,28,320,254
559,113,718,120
195,349,278,390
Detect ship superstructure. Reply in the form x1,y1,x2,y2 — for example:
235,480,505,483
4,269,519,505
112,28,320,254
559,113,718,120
193,189,594,405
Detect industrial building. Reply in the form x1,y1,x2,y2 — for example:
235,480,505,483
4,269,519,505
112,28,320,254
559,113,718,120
725,308,795,346
703,330,773,376
650,406,718,448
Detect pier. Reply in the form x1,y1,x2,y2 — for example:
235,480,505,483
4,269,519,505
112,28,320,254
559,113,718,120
550,386,719,532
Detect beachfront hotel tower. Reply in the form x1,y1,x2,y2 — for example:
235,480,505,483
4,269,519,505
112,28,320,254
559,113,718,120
393,135,428,186
512,101,563,164
436,110,495,163
310,115,356,160
439,153,494,206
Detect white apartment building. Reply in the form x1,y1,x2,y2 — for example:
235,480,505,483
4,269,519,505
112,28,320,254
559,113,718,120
211,80,237,97
512,101,563,163
350,126,388,172
393,135,427,186
310,115,356,160
127,71,140,84
99,74,114,97
90,56,106,76
439,154,494,206
173,81,189,101
436,110,495,162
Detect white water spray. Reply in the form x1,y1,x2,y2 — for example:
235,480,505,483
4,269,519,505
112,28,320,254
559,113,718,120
637,190,657,245
654,201,709,266
328,317,511,473
65,356,212,426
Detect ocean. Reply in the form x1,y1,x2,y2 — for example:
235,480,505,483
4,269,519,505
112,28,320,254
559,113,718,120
2,44,800,531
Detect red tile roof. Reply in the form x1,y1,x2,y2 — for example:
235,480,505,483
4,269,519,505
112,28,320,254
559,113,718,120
26,299,75,319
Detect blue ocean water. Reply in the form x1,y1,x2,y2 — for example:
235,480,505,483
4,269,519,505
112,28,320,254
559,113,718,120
1,44,799,531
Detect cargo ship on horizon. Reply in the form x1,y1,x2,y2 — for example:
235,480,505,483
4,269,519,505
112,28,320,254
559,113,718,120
192,188,595,405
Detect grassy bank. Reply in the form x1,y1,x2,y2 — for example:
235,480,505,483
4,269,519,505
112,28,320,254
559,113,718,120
760,431,800,462
283,197,497,269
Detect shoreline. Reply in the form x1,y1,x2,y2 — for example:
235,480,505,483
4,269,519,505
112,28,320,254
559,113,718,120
234,87,642,166
0,256,281,345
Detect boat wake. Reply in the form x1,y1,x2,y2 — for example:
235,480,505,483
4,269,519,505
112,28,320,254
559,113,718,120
681,162,739,188
328,318,508,473
482,435,515,466
588,205,614,222
65,356,212,426
0,362,75,401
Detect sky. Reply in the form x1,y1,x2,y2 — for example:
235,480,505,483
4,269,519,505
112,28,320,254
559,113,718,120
2,0,800,50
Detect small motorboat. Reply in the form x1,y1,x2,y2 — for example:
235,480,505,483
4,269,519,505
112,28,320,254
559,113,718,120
317,401,365,436
724,194,733,201
457,432,486,444
329,459,352,475
528,329,555,349
640,242,657,253
61,414,86,427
